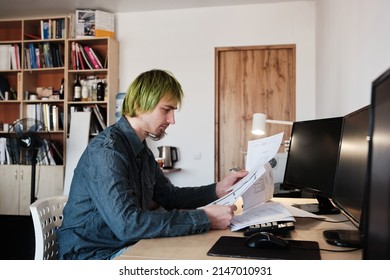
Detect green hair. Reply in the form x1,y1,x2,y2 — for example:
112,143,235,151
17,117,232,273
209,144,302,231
122,69,184,117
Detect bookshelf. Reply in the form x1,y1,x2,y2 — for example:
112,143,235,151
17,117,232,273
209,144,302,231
0,16,119,215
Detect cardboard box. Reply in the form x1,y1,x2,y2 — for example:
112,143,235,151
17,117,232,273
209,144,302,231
75,10,115,38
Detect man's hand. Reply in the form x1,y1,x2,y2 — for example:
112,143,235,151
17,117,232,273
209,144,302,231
215,170,248,198
203,204,238,229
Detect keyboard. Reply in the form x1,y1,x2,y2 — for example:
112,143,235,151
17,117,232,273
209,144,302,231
243,221,295,236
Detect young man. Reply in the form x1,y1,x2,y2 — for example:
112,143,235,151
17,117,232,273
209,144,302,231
57,69,247,260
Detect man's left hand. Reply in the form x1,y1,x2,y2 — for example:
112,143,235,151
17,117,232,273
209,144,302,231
215,170,248,198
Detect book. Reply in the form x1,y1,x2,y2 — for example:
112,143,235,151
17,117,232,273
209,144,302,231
50,43,59,67
71,42,77,70
88,47,104,69
50,141,63,165
78,43,93,69
38,44,45,68
0,44,11,70
51,19,56,39
41,20,50,39
84,46,102,69
9,45,18,70
42,42,52,68
89,112,102,134
93,104,107,129
58,43,65,67
8,44,21,70
41,139,55,165
75,10,115,38
52,105,59,131
35,47,41,68
75,43,85,70
28,43,37,68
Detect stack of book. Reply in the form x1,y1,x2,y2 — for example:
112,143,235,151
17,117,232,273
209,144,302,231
40,18,66,40
71,42,105,70
0,44,21,70
25,104,63,132
24,42,64,69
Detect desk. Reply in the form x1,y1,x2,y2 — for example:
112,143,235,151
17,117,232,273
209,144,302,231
116,198,362,260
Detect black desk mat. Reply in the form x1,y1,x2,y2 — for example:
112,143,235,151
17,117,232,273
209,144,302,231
207,236,321,260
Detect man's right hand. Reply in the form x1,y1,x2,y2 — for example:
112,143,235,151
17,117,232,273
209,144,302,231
202,204,237,230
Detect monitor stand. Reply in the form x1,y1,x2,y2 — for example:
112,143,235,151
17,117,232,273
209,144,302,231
292,195,341,215
323,229,362,248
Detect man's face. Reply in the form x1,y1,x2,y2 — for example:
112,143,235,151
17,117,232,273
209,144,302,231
139,94,178,138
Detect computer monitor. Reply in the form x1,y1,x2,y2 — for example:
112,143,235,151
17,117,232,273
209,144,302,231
283,117,344,214
363,68,390,259
323,105,370,248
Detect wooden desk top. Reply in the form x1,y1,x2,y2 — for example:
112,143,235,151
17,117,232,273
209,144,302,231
116,197,362,260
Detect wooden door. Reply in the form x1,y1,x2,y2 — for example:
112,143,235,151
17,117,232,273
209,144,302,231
215,45,296,180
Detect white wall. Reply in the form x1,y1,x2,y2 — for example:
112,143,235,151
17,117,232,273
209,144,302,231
116,1,316,186
316,0,390,118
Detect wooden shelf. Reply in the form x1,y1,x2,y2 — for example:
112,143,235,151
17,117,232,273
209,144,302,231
0,15,119,215
162,168,181,174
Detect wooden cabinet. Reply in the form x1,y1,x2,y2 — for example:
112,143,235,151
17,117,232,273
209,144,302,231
0,16,119,214
0,165,63,215
0,165,23,215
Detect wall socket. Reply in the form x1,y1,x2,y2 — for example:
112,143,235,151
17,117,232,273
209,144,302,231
194,152,202,160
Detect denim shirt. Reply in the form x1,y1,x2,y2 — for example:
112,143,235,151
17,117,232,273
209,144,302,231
57,117,217,260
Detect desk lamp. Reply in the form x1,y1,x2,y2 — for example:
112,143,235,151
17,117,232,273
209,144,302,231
251,113,293,135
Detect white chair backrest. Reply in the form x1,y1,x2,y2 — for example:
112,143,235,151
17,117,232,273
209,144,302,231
30,195,68,260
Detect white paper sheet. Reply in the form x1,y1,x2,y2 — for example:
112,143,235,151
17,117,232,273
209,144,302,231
209,132,284,207
278,201,327,219
241,162,274,211
208,166,266,206
207,132,300,230
246,132,284,171
230,201,295,231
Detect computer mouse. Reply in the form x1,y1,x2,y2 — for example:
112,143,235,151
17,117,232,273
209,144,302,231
245,232,289,249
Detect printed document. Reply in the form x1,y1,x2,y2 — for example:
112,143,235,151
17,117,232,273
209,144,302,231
208,132,284,207
206,132,320,231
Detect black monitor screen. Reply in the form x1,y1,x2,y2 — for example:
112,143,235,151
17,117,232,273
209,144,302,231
283,117,344,214
332,105,370,227
363,68,390,260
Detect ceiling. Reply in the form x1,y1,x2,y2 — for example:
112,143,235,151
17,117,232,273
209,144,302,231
0,0,307,19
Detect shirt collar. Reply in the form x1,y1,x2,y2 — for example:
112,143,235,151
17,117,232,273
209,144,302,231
117,116,146,156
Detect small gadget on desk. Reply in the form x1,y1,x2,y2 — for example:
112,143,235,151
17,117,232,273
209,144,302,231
245,232,289,249
243,221,295,236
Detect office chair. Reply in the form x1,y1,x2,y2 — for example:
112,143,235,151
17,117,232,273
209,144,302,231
30,195,68,260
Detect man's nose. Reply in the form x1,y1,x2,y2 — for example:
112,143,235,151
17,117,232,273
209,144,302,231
167,110,175,125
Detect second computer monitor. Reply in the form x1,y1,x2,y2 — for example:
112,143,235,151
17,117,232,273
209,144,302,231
283,116,344,214
363,67,390,260
332,105,370,227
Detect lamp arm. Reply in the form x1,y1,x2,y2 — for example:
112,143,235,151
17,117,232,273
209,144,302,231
265,119,294,125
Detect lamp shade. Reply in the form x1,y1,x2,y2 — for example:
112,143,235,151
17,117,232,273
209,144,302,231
252,113,266,135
